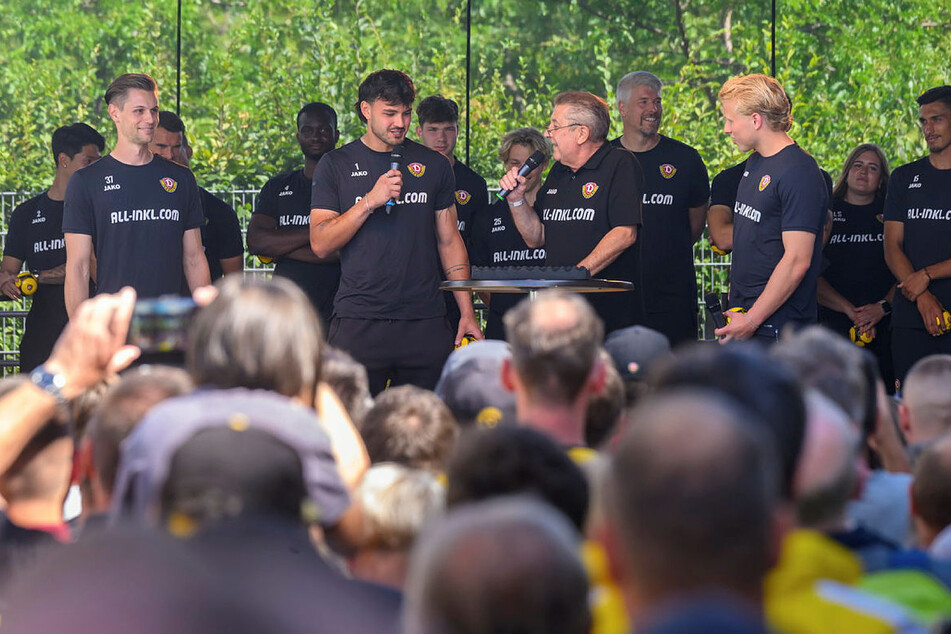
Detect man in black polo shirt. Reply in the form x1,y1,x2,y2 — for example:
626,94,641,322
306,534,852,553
714,74,828,343
150,111,244,282
311,70,481,394
63,73,210,315
0,124,104,372
248,103,342,324
499,91,642,335
884,85,951,385
415,95,488,333
611,71,709,345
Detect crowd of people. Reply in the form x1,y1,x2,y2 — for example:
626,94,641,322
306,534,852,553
0,64,950,631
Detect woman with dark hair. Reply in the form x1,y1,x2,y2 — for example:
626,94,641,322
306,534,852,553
818,143,897,391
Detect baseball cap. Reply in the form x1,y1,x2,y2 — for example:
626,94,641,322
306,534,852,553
604,325,673,382
435,340,517,428
110,388,349,528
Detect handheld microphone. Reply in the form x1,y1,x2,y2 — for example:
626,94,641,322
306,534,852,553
705,292,727,331
497,150,546,200
386,145,404,213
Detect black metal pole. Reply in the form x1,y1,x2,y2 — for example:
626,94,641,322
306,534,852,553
465,0,472,165
176,0,182,114
770,0,776,77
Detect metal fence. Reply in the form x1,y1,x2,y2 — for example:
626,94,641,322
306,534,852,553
0,189,731,373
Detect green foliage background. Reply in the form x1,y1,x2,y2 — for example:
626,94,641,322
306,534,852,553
2,0,948,192
0,0,947,350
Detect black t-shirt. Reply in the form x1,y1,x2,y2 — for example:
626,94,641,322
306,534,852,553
452,158,488,246
255,169,341,296
821,197,893,309
535,142,642,282
884,157,951,329
470,197,547,337
4,193,66,272
730,144,828,328
311,139,455,320
199,187,244,281
63,155,204,297
710,160,748,210
611,135,709,313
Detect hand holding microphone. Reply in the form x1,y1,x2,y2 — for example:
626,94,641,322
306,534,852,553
385,145,404,214
498,150,545,202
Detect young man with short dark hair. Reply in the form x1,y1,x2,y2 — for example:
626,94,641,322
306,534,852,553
416,95,488,333
0,123,104,372
311,69,481,394
63,73,210,316
884,86,951,386
248,102,342,323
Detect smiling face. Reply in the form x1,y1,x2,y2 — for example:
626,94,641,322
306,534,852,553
109,89,159,147
721,98,758,153
919,100,951,156
362,99,412,151
620,84,662,138
845,150,883,198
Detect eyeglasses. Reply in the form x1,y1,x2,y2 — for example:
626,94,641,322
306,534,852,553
545,123,582,135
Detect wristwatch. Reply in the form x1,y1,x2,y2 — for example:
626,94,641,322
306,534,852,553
29,364,68,406
878,299,892,316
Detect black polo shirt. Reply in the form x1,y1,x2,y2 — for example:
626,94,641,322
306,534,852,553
311,139,455,320
730,144,828,329
611,135,709,314
535,142,642,332
884,157,951,329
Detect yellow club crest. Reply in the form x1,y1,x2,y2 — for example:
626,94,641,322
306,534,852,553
455,190,471,205
160,177,178,193
581,182,599,199
408,162,426,177
758,175,771,191
659,163,677,179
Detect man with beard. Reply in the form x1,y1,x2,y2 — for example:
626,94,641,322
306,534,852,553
310,70,481,394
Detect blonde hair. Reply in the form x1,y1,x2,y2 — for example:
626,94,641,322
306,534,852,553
718,74,793,132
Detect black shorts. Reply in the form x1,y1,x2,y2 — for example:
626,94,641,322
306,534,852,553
328,316,453,395
643,308,699,348
19,284,68,373
892,327,951,392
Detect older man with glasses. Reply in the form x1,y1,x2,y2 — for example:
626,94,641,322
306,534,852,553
499,91,643,334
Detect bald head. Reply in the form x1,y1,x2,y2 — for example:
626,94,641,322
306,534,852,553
604,390,777,605
902,355,951,445
794,391,860,530
405,496,590,634
504,291,604,405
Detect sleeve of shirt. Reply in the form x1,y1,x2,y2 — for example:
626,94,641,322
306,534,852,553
182,170,204,231
4,201,30,261
62,171,94,236
883,167,906,223
778,163,827,234
607,151,643,228
687,149,711,208
205,194,244,259
434,160,456,211
254,177,280,220
311,157,343,213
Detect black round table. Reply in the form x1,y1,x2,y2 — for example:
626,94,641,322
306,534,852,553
440,278,633,300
